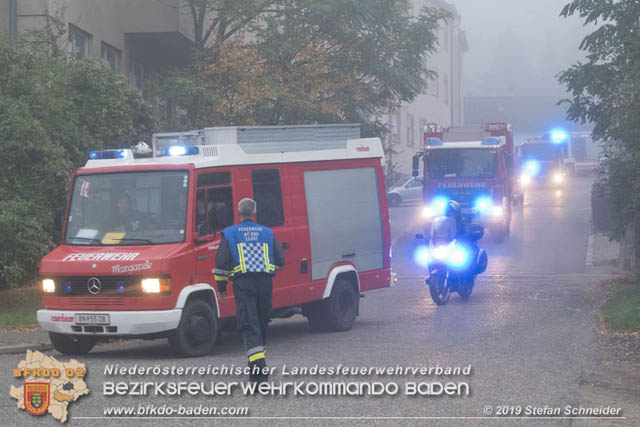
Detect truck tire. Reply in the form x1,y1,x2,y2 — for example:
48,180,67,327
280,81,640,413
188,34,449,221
49,332,95,355
305,279,358,332
169,299,218,357
304,302,329,332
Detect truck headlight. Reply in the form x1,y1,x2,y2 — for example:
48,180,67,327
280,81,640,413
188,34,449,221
141,278,171,294
553,172,565,184
422,206,435,218
42,279,55,293
474,196,493,214
491,206,504,218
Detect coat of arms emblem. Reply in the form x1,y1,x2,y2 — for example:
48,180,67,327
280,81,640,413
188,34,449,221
24,383,50,416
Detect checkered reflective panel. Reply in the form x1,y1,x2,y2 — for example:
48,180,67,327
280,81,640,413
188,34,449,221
241,242,267,272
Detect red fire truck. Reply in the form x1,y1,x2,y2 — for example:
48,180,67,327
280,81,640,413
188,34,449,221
38,124,394,357
413,123,517,242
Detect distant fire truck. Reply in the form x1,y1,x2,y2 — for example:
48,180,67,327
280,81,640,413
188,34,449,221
38,124,394,357
517,129,575,189
413,123,517,242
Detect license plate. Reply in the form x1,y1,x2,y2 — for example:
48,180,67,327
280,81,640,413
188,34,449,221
75,313,110,325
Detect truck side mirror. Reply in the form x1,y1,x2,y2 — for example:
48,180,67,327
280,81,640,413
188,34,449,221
412,153,421,177
53,208,63,232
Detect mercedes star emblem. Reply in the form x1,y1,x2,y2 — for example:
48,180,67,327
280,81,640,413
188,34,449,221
87,277,102,295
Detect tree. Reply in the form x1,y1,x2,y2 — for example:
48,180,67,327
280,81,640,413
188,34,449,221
0,37,153,288
558,0,640,242
155,0,448,137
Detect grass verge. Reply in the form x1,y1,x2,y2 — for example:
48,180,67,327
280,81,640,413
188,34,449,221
602,277,640,333
0,285,42,329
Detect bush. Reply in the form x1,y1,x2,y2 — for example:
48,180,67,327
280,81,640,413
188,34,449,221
0,37,153,288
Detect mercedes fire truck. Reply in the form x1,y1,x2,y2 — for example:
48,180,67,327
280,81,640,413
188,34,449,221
413,123,517,242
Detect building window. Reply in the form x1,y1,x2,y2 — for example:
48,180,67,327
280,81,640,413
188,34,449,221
101,42,121,72
406,114,414,147
443,74,449,105
129,60,144,91
420,119,427,145
68,25,90,60
252,169,285,227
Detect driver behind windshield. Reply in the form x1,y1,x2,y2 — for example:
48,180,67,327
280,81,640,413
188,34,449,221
107,193,144,232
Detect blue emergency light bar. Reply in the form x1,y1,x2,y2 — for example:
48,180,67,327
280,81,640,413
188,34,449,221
89,149,127,160
550,128,568,143
162,146,200,157
481,137,501,146
425,137,443,147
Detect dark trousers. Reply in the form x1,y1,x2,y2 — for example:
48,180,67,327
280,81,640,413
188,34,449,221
233,273,273,355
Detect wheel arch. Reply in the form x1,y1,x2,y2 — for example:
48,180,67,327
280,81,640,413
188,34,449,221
175,283,220,317
322,264,360,300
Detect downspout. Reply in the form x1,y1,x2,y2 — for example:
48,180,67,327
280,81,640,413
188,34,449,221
449,23,454,126
9,0,17,45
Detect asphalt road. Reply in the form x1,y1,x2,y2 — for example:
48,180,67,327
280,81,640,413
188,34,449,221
2,177,636,426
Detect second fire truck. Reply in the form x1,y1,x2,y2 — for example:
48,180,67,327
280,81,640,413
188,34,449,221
413,123,517,242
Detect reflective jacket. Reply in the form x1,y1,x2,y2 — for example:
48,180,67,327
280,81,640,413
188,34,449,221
214,220,285,281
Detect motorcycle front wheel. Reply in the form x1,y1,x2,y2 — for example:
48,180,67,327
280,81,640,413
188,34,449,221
429,273,450,305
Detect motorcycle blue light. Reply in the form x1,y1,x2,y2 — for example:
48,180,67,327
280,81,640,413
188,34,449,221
448,246,471,269
413,245,431,267
550,128,568,143
474,196,493,214
525,160,540,175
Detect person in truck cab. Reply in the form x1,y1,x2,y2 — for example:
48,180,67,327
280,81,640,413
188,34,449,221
107,193,144,232
195,191,213,236
214,198,285,384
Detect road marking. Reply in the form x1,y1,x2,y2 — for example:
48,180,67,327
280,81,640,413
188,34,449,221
586,234,594,266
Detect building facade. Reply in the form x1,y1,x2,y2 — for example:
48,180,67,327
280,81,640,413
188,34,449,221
385,0,468,179
1,0,199,90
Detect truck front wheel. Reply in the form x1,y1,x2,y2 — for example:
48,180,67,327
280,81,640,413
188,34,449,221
305,279,358,332
49,332,95,355
169,299,218,357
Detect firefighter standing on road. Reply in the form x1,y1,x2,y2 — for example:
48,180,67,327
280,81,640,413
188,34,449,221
214,198,285,383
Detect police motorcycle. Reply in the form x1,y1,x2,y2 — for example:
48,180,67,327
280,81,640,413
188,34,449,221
416,201,488,305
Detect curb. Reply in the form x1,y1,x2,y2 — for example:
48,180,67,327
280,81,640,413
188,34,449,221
0,343,53,355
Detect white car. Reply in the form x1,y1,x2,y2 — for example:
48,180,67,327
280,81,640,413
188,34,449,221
387,177,423,207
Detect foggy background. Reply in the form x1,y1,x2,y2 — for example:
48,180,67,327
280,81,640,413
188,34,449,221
453,0,593,98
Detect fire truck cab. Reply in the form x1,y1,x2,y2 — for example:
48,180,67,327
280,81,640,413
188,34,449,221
413,123,516,243
518,129,570,189
38,124,394,357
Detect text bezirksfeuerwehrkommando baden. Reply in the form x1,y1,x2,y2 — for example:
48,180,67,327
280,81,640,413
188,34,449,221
104,364,472,377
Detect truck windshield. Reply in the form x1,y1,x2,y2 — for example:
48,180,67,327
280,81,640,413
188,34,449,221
65,170,189,246
426,149,498,179
520,144,563,160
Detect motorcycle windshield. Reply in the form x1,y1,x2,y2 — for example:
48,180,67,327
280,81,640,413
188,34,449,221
430,216,457,244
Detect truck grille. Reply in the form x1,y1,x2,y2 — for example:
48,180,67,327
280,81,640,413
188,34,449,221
440,189,492,208
52,276,144,297
68,297,125,307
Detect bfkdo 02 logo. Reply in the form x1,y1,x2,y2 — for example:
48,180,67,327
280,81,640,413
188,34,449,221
24,383,50,415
